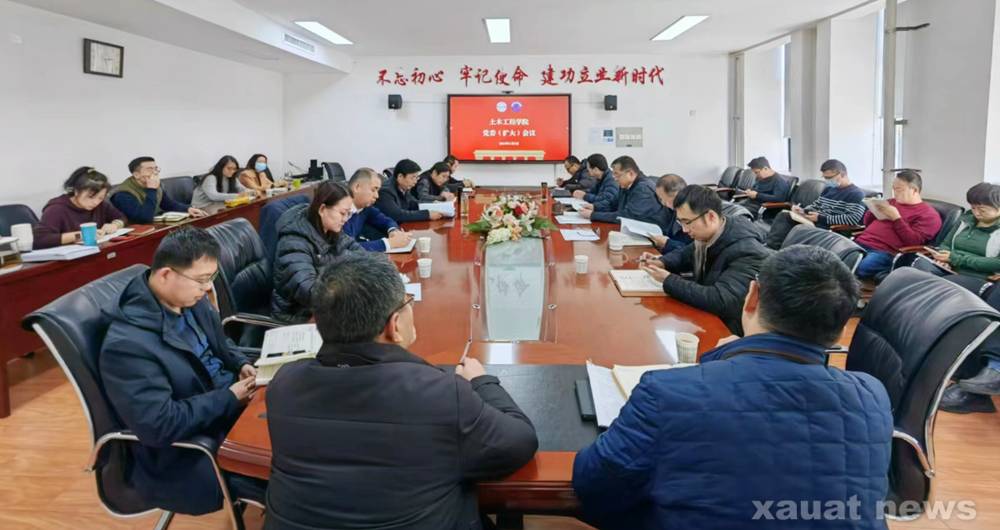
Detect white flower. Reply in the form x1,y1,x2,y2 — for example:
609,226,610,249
502,213,519,227
486,227,512,245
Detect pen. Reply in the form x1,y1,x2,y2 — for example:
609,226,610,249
458,340,473,365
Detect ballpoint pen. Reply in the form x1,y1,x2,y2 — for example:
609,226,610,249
458,339,473,365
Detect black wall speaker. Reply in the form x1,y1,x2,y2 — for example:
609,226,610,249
388,94,403,109
604,95,618,111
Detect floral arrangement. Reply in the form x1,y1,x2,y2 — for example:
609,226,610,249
465,194,557,245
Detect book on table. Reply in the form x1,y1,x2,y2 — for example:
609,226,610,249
153,212,191,222
384,238,417,254
255,324,324,385
609,270,667,297
21,245,100,262
586,360,695,427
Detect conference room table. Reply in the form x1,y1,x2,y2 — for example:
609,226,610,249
218,190,731,516
0,184,318,418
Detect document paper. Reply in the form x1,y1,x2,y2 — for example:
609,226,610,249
256,324,324,385
555,213,592,225
587,360,628,428
620,218,663,239
862,198,892,221
419,201,456,218
560,229,600,242
97,228,134,244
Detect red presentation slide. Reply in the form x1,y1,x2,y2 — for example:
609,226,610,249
448,95,571,162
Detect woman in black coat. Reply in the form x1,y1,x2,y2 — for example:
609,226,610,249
271,181,363,323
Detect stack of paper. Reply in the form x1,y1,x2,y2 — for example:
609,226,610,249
620,218,662,240
609,231,653,247
21,245,100,262
153,212,191,222
555,212,592,225
419,201,456,218
587,360,696,427
255,324,324,385
560,229,600,242
97,228,134,244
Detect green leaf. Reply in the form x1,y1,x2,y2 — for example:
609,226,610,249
464,220,493,232
532,218,558,231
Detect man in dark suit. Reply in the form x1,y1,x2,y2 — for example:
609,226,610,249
344,167,412,251
265,252,538,530
374,159,445,225
100,227,265,515
557,156,595,192
579,156,665,225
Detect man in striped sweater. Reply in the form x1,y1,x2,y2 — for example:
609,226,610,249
765,159,867,249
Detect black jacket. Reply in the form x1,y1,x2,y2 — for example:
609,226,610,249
264,342,539,530
414,171,449,203
563,161,596,192
99,271,250,515
271,203,363,324
591,173,666,225
375,178,432,224
658,216,772,335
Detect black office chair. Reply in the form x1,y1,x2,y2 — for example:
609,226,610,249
161,176,196,205
322,162,346,183
924,199,965,248
845,268,1000,519
706,166,741,190
0,204,39,237
206,219,283,348
715,167,752,201
382,168,394,180
755,178,825,232
21,265,253,530
259,194,312,268
783,225,867,273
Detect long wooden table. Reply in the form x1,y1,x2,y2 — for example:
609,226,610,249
218,191,730,515
0,185,316,418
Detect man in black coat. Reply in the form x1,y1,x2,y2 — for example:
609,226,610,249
641,185,772,336
580,156,665,225
99,227,264,515
265,252,538,530
375,159,446,224
557,156,595,192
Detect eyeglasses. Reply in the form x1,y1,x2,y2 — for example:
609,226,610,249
385,293,416,325
170,268,219,289
143,167,161,174
678,211,708,227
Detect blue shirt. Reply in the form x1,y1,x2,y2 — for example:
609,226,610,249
164,306,233,390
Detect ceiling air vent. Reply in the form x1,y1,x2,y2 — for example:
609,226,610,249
283,33,315,54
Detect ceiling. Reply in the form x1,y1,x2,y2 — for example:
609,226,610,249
236,0,877,57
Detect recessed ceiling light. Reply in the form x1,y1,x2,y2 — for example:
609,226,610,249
295,21,353,45
484,18,511,44
651,15,709,41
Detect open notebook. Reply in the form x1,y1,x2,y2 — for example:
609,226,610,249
609,270,666,297
586,361,695,427
254,324,324,385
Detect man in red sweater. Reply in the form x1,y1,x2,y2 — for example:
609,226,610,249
854,170,942,280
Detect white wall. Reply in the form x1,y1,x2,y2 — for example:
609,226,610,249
899,0,996,205
0,0,284,213
829,12,879,186
283,55,729,187
743,46,787,171
985,0,1000,182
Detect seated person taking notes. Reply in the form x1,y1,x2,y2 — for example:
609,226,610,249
374,159,445,225
443,154,474,193
111,156,207,223
191,155,259,209
572,153,619,212
735,156,792,221
99,227,265,515
33,167,127,249
765,159,867,249
343,168,412,252
641,186,771,336
579,156,664,225
557,156,595,193
271,181,363,324
239,153,287,192
649,174,694,254
575,246,893,530
265,252,538,530
414,162,457,203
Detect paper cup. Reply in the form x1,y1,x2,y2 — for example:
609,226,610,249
676,332,700,364
417,258,433,278
417,237,432,253
10,224,33,252
609,232,625,251
575,255,589,274
80,222,98,247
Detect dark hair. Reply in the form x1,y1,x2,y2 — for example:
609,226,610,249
748,157,771,170
820,159,847,175
586,153,609,172
612,156,641,175
657,174,687,195
757,246,859,346
394,159,421,179
129,156,155,174
564,156,581,165
443,155,459,166
430,162,451,175
674,185,723,216
151,226,221,272
205,155,240,194
348,167,379,187
312,252,405,344
895,170,923,192
307,181,353,244
245,153,272,181
967,182,1000,209
64,167,112,197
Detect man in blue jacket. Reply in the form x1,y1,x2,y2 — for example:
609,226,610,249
575,245,893,529
100,227,265,515
573,153,619,213
580,156,665,225
343,168,412,252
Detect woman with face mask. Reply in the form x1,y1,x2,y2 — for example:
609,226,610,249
239,154,287,192
33,167,128,249
271,181,364,324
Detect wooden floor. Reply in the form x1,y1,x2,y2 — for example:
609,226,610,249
2,322,999,529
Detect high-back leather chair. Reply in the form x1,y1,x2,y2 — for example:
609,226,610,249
206,219,283,347
735,169,757,191
322,162,346,183
160,176,196,206
382,168,394,181
783,225,867,273
718,166,741,189
21,265,250,530
755,179,826,231
259,194,312,269
845,268,1000,519
923,199,965,248
0,204,39,237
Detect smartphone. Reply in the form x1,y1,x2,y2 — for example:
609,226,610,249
923,246,938,253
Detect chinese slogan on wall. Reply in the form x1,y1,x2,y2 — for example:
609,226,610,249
376,64,666,87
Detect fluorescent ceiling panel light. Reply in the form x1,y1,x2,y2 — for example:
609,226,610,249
295,21,353,45
651,15,709,41
484,18,511,43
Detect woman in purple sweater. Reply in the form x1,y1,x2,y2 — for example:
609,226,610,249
33,167,128,249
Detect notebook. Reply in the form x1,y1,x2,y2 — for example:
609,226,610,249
790,211,816,227
21,245,100,262
609,270,667,297
862,198,892,221
97,228,134,244
255,324,324,385
587,360,696,427
384,238,417,254
153,212,191,222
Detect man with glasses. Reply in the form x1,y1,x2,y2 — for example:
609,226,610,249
640,185,771,336
764,159,867,249
265,252,538,530
100,227,265,516
111,156,208,224
734,156,793,221
578,156,664,225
